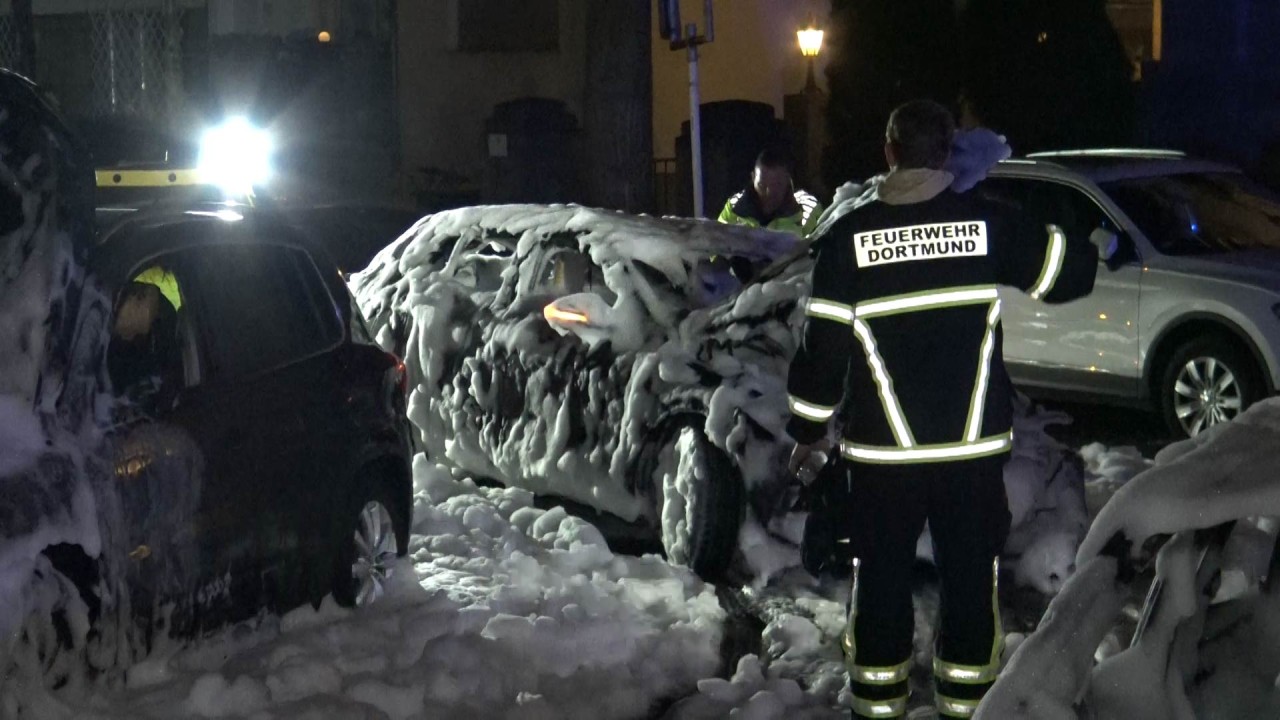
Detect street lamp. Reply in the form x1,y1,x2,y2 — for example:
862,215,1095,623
786,19,827,197
797,23,824,91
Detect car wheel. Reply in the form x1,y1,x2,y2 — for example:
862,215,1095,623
650,422,744,580
332,485,408,608
1159,335,1262,438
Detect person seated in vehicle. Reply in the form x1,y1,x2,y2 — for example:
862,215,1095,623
107,267,182,408
133,264,183,313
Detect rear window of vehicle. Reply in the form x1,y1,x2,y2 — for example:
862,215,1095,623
1100,172,1280,255
451,237,514,293
184,244,343,380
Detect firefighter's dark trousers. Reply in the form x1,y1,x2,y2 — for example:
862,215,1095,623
836,453,1011,719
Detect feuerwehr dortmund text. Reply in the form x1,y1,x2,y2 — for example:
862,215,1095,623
854,221,989,268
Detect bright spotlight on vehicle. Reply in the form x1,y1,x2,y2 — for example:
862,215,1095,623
197,117,272,194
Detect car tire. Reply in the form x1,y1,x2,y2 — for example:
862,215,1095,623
650,422,744,581
331,482,409,609
1158,335,1263,438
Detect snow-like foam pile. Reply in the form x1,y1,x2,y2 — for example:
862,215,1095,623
667,654,844,719
1000,397,1090,595
1079,398,1280,563
1079,441,1152,517
13,418,1238,719
663,578,853,719
20,456,724,719
980,398,1280,719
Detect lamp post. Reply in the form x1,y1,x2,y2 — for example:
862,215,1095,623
660,0,715,218
797,23,824,91
785,19,827,196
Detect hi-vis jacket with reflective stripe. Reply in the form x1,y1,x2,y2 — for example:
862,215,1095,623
718,188,824,237
786,171,1097,465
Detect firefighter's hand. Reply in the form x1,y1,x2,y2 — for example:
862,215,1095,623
1099,232,1125,271
788,438,833,485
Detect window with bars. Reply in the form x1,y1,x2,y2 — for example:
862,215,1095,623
89,7,183,118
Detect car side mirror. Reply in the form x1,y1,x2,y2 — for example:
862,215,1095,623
542,293,647,353
543,293,616,342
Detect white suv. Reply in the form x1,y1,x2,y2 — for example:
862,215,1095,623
985,149,1280,438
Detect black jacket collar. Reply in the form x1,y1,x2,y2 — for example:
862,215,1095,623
731,187,802,226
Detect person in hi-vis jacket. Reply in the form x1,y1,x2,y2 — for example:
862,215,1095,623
785,100,1100,720
718,148,824,237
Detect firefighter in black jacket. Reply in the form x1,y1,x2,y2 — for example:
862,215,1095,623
785,101,1099,719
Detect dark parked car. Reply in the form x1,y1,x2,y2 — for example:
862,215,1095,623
10,197,413,685
94,201,413,619
280,203,423,274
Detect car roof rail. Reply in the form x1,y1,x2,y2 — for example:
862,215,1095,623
1025,148,1187,160
94,163,257,224
95,166,201,189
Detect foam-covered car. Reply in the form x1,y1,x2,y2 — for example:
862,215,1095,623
351,206,806,578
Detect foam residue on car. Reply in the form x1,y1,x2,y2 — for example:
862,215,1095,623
350,205,806,549
0,79,115,700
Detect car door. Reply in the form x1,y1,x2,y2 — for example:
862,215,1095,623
98,249,211,630
160,240,344,622
401,233,516,466
982,177,1144,397
479,236,640,513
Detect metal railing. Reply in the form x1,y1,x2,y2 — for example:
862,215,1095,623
90,3,184,119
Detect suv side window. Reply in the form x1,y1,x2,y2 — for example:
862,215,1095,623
451,238,514,292
531,247,617,305
183,244,343,382
107,255,192,407
980,178,1117,245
